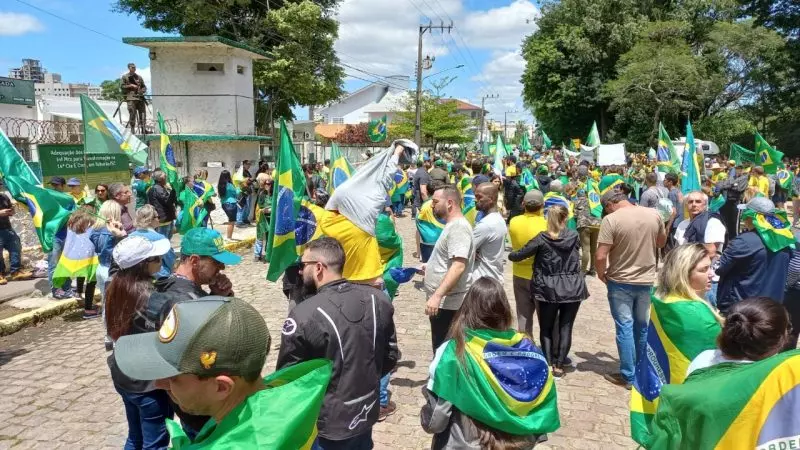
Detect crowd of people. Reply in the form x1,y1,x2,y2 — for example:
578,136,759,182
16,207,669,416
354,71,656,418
2,139,800,449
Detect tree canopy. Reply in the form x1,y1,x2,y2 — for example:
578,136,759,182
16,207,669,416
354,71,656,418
99,79,124,102
390,95,474,152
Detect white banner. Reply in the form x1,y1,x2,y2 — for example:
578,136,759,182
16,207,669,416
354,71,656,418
597,143,626,166
579,145,596,163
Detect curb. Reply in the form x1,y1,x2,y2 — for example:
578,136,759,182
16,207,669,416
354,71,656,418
0,237,256,337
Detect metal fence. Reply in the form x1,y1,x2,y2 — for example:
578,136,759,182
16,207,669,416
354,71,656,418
0,116,181,145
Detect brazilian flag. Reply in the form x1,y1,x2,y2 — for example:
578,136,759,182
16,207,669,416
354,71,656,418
458,175,477,225
327,142,355,194
630,294,721,447
520,168,539,192
177,180,215,235
777,165,792,192
266,119,307,282
585,178,602,217
755,132,784,174
650,350,800,449
158,112,182,196
416,199,445,245
376,213,403,297
741,208,796,253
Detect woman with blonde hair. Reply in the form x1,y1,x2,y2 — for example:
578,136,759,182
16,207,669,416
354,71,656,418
630,243,722,447
509,204,588,377
89,200,127,302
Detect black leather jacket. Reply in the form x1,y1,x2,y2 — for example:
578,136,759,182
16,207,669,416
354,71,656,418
147,183,177,222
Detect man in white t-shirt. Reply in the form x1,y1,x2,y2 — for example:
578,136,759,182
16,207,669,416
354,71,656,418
471,183,508,284
673,191,726,306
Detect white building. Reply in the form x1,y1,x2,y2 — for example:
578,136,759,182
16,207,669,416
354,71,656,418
314,76,410,125
123,36,271,182
34,73,102,100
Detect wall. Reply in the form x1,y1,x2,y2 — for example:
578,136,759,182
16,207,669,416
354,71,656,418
318,84,387,124
185,140,260,184
149,46,255,135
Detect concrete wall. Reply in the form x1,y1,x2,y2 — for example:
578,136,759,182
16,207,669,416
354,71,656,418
185,140,260,184
149,47,255,135
318,84,387,124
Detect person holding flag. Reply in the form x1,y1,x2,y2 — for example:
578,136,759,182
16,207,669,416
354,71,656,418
573,170,601,275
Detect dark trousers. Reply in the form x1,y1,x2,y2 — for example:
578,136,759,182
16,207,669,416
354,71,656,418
312,428,373,450
537,302,581,367
785,288,800,351
0,228,21,274
115,386,173,450
76,277,97,310
719,199,740,246
430,309,458,353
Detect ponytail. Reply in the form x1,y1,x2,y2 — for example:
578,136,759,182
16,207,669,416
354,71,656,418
546,205,568,239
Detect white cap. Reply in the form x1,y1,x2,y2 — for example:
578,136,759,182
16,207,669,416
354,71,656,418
113,235,171,269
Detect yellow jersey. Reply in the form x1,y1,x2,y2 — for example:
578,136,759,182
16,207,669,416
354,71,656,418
319,212,383,282
508,211,547,280
748,175,770,197
711,172,728,183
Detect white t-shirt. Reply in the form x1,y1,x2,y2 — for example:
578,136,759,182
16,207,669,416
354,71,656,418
686,349,752,377
470,212,508,284
674,216,726,282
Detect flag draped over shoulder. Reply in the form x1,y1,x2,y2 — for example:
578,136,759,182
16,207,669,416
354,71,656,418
327,143,355,194
741,209,796,253
681,121,702,195
81,95,148,166
0,129,74,253
755,132,784,174
459,175,477,225
53,230,99,284
630,294,721,447
266,119,307,282
157,112,182,196
649,350,800,450
376,213,403,298
177,180,215,235
586,121,601,147
656,123,681,175
167,359,332,450
599,174,624,195
429,329,560,436
543,192,574,220
585,178,603,217
416,199,445,245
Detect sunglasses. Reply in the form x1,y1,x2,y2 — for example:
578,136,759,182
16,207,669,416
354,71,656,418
298,260,326,269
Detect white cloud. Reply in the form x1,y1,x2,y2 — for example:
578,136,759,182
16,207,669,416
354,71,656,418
0,12,44,36
460,0,539,50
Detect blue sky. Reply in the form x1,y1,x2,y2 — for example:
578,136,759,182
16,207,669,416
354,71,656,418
1,0,539,123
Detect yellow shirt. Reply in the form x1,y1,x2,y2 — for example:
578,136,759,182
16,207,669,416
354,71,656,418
508,211,547,280
748,175,770,197
711,172,727,183
319,212,383,282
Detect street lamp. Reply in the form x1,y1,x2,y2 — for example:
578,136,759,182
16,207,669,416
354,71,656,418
415,64,465,147
422,64,464,81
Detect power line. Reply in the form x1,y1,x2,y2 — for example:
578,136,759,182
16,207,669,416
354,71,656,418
12,0,124,44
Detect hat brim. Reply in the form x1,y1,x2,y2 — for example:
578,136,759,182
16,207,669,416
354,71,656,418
150,238,173,257
211,251,241,265
113,332,182,381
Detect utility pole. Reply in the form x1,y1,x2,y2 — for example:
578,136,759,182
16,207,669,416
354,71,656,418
415,21,453,148
504,110,518,141
478,93,498,146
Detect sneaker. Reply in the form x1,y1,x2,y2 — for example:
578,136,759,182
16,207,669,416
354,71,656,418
53,289,72,299
603,373,632,390
552,366,565,378
378,401,397,422
0,276,7,286
82,309,101,320
563,356,574,367
9,270,32,281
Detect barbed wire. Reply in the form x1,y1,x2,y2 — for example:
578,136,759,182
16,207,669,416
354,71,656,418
0,117,181,145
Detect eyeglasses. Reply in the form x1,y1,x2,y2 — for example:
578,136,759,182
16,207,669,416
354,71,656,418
298,260,325,269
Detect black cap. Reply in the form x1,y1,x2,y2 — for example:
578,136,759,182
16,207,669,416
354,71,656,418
49,176,66,186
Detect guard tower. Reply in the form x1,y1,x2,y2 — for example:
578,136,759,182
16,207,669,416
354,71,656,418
122,36,271,181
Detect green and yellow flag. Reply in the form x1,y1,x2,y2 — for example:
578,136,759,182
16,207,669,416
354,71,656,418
167,359,332,449
741,208,796,253
586,121,601,147
458,174,477,225
755,132,784,174
327,142,355,194
266,119,307,282
177,180,215,235
585,178,602,217
158,112,182,196
0,129,74,253
376,213,403,297
649,350,800,449
656,123,681,175
80,94,148,166
777,164,792,191
630,295,721,447
367,114,388,143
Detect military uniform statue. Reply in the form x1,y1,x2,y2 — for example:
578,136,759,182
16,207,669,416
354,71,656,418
121,63,147,134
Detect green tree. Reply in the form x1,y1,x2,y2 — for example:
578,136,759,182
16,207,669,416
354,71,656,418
390,95,473,152
99,79,124,102
114,0,344,131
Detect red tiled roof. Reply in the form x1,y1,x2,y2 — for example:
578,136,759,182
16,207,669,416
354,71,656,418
315,124,347,139
440,99,482,111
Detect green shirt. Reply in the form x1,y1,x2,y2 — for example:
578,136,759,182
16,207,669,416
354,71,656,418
221,182,238,204
132,179,152,209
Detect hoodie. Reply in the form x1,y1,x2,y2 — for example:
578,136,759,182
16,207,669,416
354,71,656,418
508,229,588,303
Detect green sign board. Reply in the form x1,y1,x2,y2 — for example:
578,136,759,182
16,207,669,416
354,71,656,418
0,77,35,106
38,144,130,187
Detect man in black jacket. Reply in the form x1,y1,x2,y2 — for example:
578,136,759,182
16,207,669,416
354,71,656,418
147,169,177,239
503,166,525,223
277,237,400,449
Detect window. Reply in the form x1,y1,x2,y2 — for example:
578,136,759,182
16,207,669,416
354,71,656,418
237,65,246,74
332,117,344,124
471,111,477,119
196,63,224,73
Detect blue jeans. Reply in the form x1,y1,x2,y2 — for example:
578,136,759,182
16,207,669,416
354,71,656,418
0,228,22,273
379,373,391,407
115,386,173,450
706,281,718,308
47,233,71,293
155,223,173,240
312,429,373,450
392,201,403,216
254,238,264,258
236,195,252,224
607,280,651,383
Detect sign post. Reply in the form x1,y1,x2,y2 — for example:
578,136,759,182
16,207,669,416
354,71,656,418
0,77,35,106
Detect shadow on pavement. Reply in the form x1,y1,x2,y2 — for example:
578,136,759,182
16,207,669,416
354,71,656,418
0,348,28,367
573,350,620,375
391,377,427,388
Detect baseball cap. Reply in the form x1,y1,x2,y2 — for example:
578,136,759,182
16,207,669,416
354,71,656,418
181,228,241,265
737,196,775,213
113,235,172,269
66,177,81,186
133,166,151,176
434,159,445,167
523,190,544,207
114,297,270,381
49,176,66,186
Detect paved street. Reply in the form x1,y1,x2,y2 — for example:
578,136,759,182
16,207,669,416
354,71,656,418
0,215,633,449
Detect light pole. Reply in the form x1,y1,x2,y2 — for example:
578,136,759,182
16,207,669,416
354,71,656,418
479,94,498,146
415,22,453,147
422,64,464,82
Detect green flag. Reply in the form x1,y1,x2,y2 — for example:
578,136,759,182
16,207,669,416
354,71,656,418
0,129,74,253
777,164,792,191
656,123,681,175
177,180,215,235
80,94,148,166
586,121,601,147
158,112,182,196
649,351,800,449
539,129,552,149
585,178,603,217
755,132,784,174
481,139,491,156
266,119,307,282
729,143,755,166
681,121,702,195
520,132,532,152
493,134,506,175
376,213,403,297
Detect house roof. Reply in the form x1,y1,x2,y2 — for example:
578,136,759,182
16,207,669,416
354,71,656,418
315,124,347,139
442,99,482,111
122,36,271,60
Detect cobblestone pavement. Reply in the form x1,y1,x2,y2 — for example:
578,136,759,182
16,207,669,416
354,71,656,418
0,215,634,449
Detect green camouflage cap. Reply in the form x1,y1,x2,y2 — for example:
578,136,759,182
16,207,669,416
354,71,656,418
114,297,270,381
